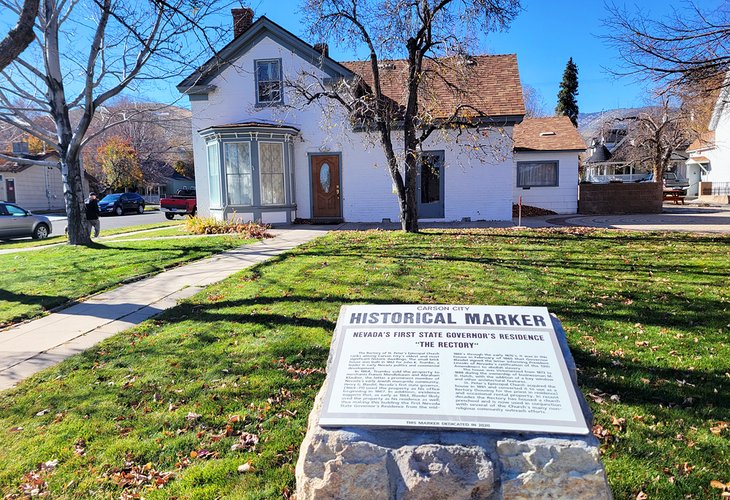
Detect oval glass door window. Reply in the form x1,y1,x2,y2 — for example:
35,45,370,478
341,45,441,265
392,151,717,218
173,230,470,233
320,163,331,193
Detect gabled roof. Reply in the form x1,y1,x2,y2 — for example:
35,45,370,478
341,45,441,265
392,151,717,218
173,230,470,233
177,16,355,94
687,130,716,152
341,55,525,120
513,116,586,151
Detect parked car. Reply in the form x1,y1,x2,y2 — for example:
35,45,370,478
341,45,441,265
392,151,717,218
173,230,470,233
662,172,690,190
160,189,197,219
98,193,146,216
641,172,690,189
0,202,52,240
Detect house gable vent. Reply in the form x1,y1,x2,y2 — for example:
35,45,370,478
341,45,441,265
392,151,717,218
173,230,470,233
539,131,556,137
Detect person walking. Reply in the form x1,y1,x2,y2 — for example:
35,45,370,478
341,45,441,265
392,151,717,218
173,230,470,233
86,192,101,238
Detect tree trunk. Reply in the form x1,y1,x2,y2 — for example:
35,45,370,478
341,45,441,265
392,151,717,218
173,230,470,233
401,153,419,232
61,153,92,245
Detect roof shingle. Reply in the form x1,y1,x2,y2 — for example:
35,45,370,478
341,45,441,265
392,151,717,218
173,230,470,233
341,55,525,120
513,116,586,151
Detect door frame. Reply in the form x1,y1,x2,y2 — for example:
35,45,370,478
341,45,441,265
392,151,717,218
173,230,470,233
417,150,445,219
5,177,16,204
308,152,343,220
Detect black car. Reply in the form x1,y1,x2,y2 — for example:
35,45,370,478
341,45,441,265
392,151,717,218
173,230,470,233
98,193,146,216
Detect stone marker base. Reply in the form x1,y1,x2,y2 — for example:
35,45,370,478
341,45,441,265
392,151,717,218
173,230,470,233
296,316,612,499
296,388,611,499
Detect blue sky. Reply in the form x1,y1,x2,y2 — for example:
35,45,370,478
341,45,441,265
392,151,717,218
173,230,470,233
197,0,715,114
0,0,720,114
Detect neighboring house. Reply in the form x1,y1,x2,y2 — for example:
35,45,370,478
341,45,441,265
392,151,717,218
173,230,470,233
178,10,578,223
512,117,586,214
0,149,93,211
686,87,730,198
0,151,86,211
140,162,195,202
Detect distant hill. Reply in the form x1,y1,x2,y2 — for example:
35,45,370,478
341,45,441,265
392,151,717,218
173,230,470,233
577,107,652,142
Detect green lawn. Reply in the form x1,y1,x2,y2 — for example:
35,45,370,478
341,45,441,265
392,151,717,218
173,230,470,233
110,226,190,240
0,234,248,327
1,228,729,499
0,220,184,250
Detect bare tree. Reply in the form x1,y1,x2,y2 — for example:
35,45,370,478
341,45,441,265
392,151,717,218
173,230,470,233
0,0,225,244
0,0,39,72
618,100,690,180
604,2,730,94
523,83,546,118
297,0,521,232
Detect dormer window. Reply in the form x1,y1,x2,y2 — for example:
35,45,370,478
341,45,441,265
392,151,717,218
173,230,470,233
255,59,282,105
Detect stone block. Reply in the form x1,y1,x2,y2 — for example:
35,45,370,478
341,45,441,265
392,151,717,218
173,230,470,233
296,317,612,499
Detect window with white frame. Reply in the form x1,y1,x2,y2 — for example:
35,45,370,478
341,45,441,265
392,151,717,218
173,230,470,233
516,161,559,187
224,142,253,205
259,142,285,204
206,142,221,208
255,59,282,104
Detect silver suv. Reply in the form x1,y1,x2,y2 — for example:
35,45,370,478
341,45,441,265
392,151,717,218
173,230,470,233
0,202,53,240
662,172,690,189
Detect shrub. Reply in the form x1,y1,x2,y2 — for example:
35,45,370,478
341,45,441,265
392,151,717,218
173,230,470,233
184,216,273,238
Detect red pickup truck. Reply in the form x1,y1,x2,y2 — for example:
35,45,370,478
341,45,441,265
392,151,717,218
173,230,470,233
160,189,197,219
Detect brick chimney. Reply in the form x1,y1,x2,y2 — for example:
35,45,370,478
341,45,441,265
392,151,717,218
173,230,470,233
313,43,329,58
232,8,254,38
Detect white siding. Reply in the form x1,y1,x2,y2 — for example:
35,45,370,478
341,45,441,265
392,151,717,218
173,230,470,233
189,36,516,222
512,151,579,214
2,166,65,211
707,106,730,184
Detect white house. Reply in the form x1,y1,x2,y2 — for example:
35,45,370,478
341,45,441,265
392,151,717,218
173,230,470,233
178,10,579,223
686,83,730,199
513,116,586,214
0,152,90,211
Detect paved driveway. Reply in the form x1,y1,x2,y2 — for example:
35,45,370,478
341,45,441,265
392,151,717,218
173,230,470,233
551,206,730,233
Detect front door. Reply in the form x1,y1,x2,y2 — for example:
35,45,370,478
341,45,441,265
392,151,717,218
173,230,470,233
311,154,341,219
5,178,15,203
417,152,444,219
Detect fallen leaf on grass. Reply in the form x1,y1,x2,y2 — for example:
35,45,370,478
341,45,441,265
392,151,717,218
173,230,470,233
74,439,86,456
35,409,50,417
711,479,730,488
237,462,254,473
711,422,729,435
231,432,259,452
636,491,648,499
107,460,174,494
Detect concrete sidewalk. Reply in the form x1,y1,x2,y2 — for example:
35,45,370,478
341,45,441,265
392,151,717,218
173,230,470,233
0,226,331,391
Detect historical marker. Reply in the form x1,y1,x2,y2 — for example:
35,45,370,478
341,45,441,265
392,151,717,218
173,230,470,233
319,304,590,434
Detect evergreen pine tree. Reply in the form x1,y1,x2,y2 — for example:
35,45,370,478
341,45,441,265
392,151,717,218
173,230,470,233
555,57,579,127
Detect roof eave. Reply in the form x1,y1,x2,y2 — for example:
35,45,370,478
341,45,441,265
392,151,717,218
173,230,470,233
177,16,355,94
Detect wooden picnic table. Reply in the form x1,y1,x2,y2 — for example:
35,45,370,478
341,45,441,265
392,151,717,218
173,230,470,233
663,188,686,205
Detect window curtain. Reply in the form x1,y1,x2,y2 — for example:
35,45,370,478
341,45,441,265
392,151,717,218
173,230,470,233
517,162,558,187
259,142,285,205
224,142,253,205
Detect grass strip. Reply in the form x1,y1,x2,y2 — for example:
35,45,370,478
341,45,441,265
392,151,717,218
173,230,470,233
0,234,248,327
0,220,184,250
0,228,728,499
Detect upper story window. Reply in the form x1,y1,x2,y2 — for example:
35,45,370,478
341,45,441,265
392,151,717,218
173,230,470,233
255,59,282,105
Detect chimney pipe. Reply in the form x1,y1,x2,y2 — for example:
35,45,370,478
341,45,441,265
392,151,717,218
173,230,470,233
313,43,329,58
232,8,254,38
